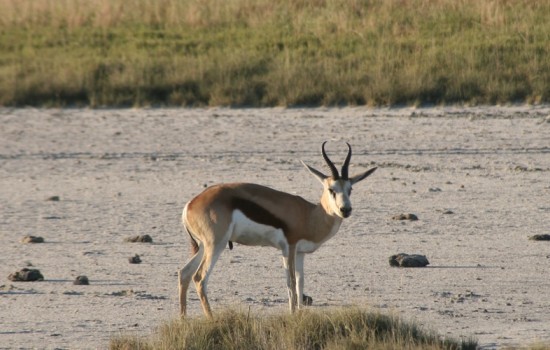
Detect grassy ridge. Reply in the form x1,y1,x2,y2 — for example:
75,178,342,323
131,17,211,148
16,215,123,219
1,0,549,107
110,307,477,349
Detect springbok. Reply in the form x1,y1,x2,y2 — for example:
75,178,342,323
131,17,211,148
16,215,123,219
178,141,377,318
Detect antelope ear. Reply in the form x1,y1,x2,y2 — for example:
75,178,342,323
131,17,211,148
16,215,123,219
301,160,327,184
350,167,377,185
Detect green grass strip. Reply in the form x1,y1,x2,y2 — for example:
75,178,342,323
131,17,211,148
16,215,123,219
1,0,549,107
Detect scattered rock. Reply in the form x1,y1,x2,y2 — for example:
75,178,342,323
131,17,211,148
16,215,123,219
63,291,84,295
514,165,528,172
8,268,44,282
21,235,45,243
46,196,60,201
82,250,104,256
124,235,153,243
429,187,442,192
133,291,166,300
129,254,142,264
73,275,90,285
105,290,167,300
529,234,550,241
108,290,134,297
392,213,418,221
389,253,430,267
42,216,62,220
0,284,17,291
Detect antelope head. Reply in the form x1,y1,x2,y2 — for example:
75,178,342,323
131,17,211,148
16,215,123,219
302,141,377,218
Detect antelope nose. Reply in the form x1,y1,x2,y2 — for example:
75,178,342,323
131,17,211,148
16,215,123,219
341,207,352,218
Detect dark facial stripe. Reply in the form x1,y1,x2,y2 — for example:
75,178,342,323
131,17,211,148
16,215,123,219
230,197,288,234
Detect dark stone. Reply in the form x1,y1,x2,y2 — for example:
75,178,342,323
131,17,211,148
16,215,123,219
73,275,89,285
124,235,153,243
389,253,429,268
392,213,418,221
21,235,44,243
129,254,142,264
529,234,550,241
8,268,44,281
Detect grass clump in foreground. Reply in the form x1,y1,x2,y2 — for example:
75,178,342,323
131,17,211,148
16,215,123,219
110,307,477,350
1,0,549,107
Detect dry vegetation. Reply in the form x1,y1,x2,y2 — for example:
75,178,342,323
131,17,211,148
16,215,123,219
0,0,549,106
110,307,477,350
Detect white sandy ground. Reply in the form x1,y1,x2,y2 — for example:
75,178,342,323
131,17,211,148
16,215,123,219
0,106,549,349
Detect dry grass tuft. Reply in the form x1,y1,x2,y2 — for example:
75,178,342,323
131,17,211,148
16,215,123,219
110,307,477,350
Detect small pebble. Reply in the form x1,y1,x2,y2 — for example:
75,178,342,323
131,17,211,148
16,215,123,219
129,254,142,264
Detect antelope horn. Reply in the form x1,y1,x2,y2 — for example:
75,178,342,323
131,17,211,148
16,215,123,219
341,142,352,180
322,141,339,179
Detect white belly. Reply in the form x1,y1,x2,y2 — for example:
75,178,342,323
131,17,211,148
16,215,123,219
229,210,288,251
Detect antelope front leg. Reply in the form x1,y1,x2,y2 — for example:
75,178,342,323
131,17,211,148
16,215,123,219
284,250,307,311
285,244,298,313
295,252,305,308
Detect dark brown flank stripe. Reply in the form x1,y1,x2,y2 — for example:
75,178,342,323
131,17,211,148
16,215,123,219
229,197,289,248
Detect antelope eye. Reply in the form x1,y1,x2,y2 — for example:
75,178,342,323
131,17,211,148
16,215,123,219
328,189,336,197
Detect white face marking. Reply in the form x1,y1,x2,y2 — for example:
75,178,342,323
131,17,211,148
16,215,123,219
326,179,353,219
229,210,289,252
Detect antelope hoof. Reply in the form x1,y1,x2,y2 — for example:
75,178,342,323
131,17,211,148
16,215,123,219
303,294,313,306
